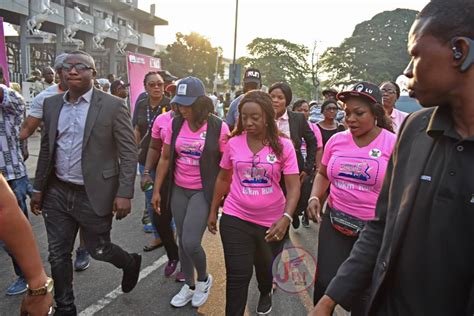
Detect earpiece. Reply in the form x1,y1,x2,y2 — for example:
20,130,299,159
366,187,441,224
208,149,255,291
452,47,463,60
451,37,474,72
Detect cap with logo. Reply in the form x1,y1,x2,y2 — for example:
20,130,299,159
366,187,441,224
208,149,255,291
337,82,382,104
171,76,206,106
243,68,261,84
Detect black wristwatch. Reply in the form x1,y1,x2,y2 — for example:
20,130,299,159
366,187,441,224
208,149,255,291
27,277,54,296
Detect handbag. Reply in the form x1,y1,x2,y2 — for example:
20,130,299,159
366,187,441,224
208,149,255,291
328,206,366,237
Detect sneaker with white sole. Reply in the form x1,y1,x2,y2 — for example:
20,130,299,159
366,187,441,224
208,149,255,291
192,274,213,307
170,284,194,307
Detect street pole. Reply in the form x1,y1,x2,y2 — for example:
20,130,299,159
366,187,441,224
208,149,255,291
213,48,221,93
231,0,239,92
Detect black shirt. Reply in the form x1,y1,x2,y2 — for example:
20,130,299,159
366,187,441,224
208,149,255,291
317,123,345,148
132,96,170,165
378,106,474,315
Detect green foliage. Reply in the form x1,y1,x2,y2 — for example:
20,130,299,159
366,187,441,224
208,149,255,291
238,38,312,99
159,32,223,90
319,9,418,87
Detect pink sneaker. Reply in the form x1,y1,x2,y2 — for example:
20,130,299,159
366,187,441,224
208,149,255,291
175,271,185,282
164,260,178,277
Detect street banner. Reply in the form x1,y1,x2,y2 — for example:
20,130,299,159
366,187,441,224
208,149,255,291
0,17,10,86
126,52,161,114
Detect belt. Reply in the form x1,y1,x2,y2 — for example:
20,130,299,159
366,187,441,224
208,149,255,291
53,176,86,192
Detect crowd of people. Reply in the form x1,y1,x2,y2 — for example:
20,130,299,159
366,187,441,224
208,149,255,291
1,0,473,315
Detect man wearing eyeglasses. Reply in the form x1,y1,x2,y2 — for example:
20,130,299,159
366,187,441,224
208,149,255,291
31,50,141,315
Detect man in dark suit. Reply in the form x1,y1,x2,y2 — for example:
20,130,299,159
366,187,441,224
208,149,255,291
311,0,474,315
31,51,141,315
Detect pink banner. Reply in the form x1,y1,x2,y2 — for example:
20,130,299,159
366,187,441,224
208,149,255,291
0,17,10,86
126,52,161,114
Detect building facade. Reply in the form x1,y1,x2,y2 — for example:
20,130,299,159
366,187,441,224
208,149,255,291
0,0,167,81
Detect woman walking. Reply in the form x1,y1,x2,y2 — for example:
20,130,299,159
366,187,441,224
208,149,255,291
307,82,396,315
208,91,300,315
152,77,229,308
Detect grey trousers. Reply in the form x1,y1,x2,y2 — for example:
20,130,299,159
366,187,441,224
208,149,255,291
170,184,210,286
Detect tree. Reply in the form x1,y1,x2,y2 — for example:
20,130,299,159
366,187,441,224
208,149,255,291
159,32,223,90
238,38,312,99
319,9,418,87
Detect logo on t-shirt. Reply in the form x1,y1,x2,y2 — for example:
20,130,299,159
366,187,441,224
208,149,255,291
330,156,380,186
369,148,382,158
200,131,207,139
267,153,277,164
237,155,273,188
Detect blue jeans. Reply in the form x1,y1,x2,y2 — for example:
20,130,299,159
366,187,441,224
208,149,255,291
1,176,32,278
138,164,160,239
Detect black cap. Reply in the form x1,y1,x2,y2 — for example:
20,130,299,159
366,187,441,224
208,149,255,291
243,68,261,84
337,82,382,104
158,70,178,83
322,88,338,96
110,80,129,93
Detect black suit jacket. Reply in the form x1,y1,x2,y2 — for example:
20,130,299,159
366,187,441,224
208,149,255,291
34,88,138,216
287,111,317,175
325,107,457,314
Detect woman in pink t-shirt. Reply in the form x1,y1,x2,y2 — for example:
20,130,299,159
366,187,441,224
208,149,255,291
151,77,229,308
306,82,396,313
207,91,300,315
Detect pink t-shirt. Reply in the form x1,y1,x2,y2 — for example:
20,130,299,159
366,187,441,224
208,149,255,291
164,119,229,190
322,129,396,220
220,134,299,227
301,122,323,161
151,111,173,141
390,108,408,134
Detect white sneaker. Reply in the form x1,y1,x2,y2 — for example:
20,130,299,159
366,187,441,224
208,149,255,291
192,274,213,307
170,284,194,307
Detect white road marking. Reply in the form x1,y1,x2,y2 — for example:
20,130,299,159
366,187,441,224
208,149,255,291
79,255,168,316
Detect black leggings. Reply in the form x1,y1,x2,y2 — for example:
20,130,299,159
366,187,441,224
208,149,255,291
151,179,179,261
220,214,285,316
313,211,367,315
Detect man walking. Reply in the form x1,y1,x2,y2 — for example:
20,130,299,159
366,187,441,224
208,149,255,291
31,51,141,315
0,74,31,296
311,0,474,314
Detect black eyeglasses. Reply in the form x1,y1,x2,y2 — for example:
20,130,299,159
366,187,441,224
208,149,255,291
147,82,164,88
62,63,93,72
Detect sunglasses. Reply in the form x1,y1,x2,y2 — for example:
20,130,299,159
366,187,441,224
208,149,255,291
62,63,93,72
147,82,164,88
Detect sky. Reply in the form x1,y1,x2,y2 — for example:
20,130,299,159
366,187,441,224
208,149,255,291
141,0,430,59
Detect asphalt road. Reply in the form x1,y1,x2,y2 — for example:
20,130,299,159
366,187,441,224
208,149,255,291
0,134,349,316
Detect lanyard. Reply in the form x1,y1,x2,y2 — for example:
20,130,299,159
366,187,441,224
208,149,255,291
146,104,160,129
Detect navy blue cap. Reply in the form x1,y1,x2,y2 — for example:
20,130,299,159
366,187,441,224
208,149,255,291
171,76,206,106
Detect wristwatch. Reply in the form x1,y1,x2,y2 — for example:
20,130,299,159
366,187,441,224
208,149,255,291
27,277,54,296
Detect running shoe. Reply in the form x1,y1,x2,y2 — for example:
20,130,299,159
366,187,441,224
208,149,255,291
6,277,27,295
256,291,272,315
164,260,179,277
192,274,213,307
170,284,194,307
74,247,90,271
175,271,185,282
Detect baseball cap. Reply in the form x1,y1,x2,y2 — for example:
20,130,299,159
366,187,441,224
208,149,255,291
243,68,261,84
54,53,68,70
171,76,206,106
337,82,382,104
110,80,129,93
322,88,338,96
158,70,178,83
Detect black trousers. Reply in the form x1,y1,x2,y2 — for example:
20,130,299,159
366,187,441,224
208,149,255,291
151,179,179,260
220,214,285,316
42,178,135,315
313,211,367,315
